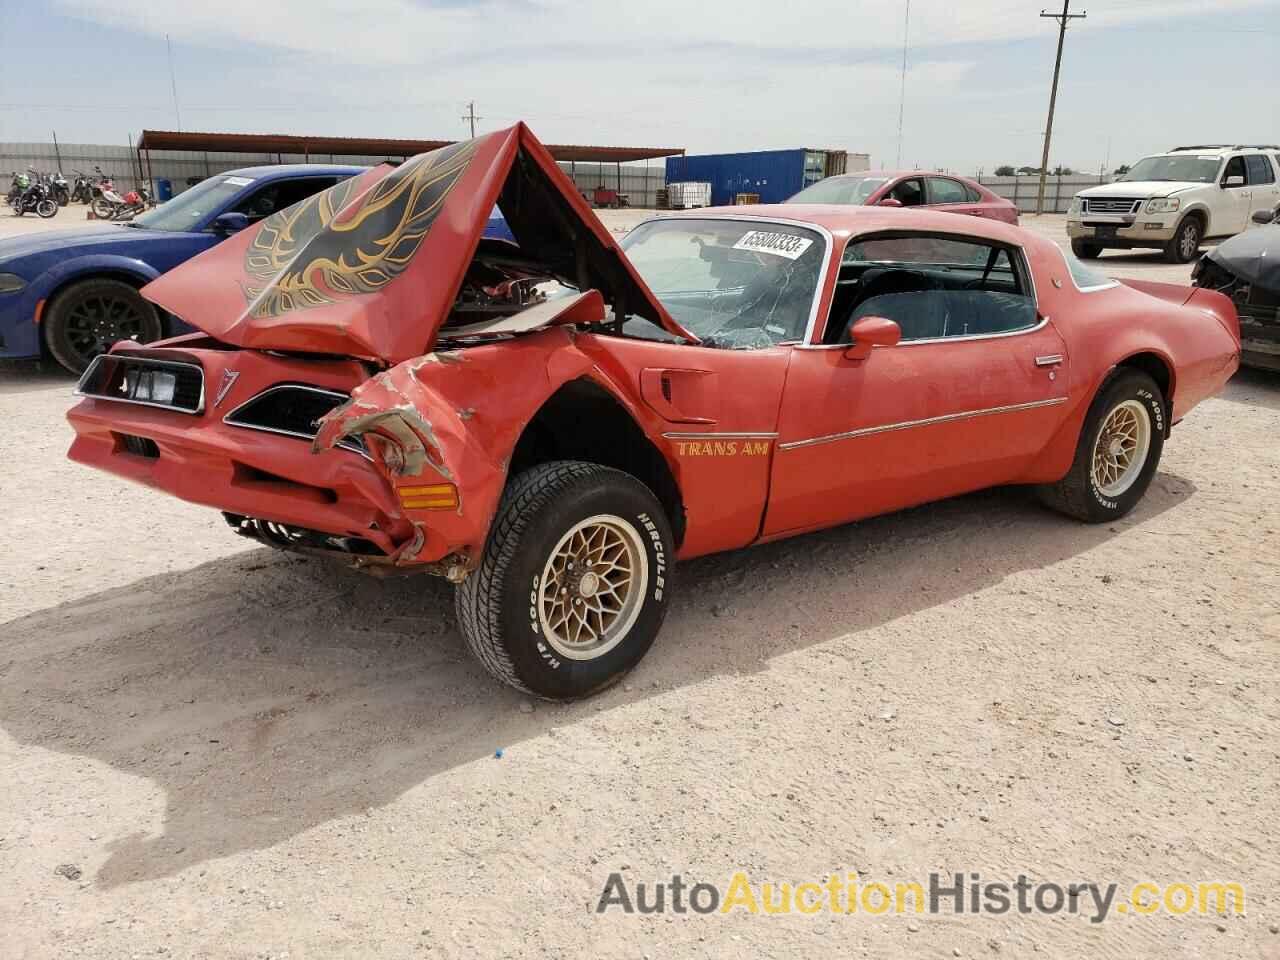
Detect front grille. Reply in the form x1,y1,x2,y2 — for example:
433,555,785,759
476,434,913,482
223,384,365,455
1083,198,1142,215
76,354,204,414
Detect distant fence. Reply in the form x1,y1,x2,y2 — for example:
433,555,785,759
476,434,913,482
0,141,669,208
1,140,1110,214
974,174,1113,214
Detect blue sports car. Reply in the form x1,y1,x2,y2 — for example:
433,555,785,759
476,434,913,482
0,162,518,373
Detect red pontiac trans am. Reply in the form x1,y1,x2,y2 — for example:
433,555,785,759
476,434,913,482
67,124,1240,699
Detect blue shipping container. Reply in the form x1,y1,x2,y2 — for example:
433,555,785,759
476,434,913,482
666,149,820,206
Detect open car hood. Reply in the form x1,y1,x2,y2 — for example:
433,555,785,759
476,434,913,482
140,123,694,363
1205,224,1280,291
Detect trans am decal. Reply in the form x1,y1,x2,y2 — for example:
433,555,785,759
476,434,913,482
242,139,477,319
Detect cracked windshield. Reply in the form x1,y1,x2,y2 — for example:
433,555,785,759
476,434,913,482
621,219,824,348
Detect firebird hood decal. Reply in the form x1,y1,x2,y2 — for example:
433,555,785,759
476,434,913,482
243,140,477,319
140,124,694,363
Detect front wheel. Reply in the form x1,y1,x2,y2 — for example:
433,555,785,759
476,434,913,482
91,197,115,219
1071,239,1103,259
1164,216,1201,264
44,278,163,374
36,199,57,219
455,461,674,699
1037,369,1166,522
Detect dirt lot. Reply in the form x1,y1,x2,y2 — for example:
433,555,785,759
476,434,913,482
1,206,1278,959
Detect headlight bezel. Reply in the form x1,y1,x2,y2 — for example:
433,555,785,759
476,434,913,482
1068,196,1082,215
0,272,28,294
1145,197,1181,215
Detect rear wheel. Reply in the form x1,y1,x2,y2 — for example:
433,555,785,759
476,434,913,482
36,199,57,219
1164,216,1201,264
455,461,673,700
1037,369,1165,522
44,278,163,374
1071,239,1103,259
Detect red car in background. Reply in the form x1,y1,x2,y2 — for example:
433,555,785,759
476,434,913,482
791,171,1019,224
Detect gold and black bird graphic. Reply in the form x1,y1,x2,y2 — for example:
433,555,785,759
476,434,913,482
242,138,477,319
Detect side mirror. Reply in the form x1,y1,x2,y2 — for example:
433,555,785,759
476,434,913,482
1252,208,1277,225
844,315,902,361
1222,175,1245,188
877,197,904,208
210,212,249,234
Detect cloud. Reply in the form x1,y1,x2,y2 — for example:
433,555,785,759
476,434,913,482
52,0,1273,65
38,0,1278,173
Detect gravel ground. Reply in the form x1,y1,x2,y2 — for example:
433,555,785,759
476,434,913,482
1,205,1277,959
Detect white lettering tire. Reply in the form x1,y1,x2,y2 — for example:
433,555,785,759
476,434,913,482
455,461,674,699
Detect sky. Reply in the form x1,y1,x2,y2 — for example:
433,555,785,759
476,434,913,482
1,0,1277,174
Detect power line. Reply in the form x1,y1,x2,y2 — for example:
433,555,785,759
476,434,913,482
1035,0,1085,215
165,34,182,131
461,101,482,138
896,0,911,168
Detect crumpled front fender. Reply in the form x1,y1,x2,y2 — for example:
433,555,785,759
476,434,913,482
312,327,597,568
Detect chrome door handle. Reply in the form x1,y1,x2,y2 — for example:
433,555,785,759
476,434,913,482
1035,354,1064,367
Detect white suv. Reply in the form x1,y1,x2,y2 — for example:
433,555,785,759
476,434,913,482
1068,145,1280,263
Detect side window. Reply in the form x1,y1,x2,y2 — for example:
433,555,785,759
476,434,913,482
1222,156,1246,185
888,178,925,207
1064,251,1115,291
829,234,1037,343
1245,154,1275,185
234,177,340,222
927,177,970,205
965,184,982,203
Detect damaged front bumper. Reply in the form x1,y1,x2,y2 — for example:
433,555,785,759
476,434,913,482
65,341,493,573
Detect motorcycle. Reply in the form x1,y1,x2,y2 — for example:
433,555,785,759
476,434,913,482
50,171,70,206
92,185,127,220
11,171,58,218
70,170,94,204
112,185,151,220
95,184,151,221
5,170,30,208
90,166,115,204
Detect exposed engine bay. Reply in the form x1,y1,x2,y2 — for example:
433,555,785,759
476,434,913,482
444,239,554,328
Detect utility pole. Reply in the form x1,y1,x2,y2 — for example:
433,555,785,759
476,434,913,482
461,101,482,139
1035,0,1085,215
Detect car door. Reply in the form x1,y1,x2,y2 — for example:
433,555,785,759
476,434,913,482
763,232,1071,538
886,177,926,207
1244,155,1279,227
1217,155,1252,235
925,176,983,217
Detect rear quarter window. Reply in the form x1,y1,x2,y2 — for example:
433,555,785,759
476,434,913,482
1064,250,1117,291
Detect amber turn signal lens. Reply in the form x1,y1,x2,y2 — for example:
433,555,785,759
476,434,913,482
398,483,458,510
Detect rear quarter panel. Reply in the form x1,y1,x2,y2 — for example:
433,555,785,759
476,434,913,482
1025,244,1239,480
1097,281,1239,419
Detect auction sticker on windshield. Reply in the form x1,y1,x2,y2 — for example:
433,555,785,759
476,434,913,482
223,176,254,187
732,230,814,260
